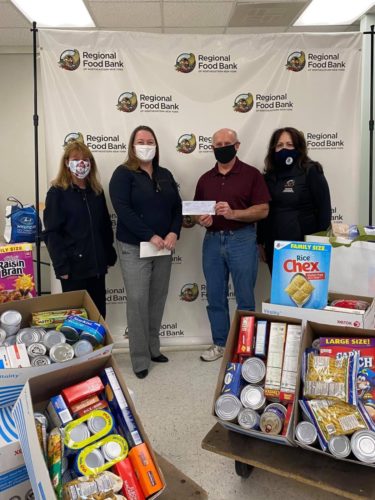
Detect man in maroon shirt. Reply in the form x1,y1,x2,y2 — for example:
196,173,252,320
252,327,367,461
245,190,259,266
194,128,270,361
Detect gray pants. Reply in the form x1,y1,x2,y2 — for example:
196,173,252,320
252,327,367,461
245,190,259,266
117,241,172,373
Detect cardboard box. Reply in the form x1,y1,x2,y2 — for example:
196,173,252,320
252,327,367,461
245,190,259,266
0,404,32,499
294,321,375,468
262,292,375,329
212,310,303,446
0,290,114,408
12,354,165,499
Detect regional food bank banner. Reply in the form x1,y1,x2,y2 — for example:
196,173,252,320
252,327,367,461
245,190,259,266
39,30,362,346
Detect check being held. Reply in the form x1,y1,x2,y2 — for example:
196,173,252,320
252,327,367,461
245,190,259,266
182,200,216,215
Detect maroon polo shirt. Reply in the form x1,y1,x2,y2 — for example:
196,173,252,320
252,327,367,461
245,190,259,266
194,157,270,231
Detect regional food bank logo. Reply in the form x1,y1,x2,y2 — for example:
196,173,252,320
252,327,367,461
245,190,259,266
117,92,138,112
286,51,306,72
176,134,196,154
59,49,80,71
180,283,199,302
63,132,127,152
286,50,346,72
175,53,196,73
305,131,344,150
175,52,238,73
233,93,254,113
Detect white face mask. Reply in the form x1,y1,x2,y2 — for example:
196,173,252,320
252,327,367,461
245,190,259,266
67,159,91,179
134,145,156,162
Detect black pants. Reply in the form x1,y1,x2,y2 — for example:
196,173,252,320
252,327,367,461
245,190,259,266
60,275,107,319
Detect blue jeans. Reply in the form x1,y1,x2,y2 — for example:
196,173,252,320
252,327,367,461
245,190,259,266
202,226,258,347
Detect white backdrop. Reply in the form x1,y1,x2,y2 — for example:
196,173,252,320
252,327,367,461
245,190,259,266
39,30,362,345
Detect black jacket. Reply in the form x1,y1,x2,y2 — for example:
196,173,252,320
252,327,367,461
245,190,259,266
258,161,331,260
43,185,117,279
109,164,182,245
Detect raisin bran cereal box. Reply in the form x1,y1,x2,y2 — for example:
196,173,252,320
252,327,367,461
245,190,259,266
270,241,331,309
320,337,375,424
0,243,35,303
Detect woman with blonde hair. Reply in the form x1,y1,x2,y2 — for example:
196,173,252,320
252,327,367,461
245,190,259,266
43,140,117,318
110,125,182,379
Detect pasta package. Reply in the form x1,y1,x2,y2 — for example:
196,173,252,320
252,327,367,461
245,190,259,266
270,241,331,309
299,399,367,450
304,351,358,405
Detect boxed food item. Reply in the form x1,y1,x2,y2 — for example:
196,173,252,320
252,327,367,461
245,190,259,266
212,310,303,445
0,243,36,303
12,354,165,498
294,321,375,468
262,292,375,329
0,290,114,408
0,404,32,499
270,240,331,309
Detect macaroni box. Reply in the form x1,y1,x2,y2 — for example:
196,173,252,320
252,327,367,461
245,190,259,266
0,290,114,408
271,240,331,309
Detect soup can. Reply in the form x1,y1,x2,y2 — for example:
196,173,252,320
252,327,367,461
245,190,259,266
0,328,6,346
215,394,242,421
60,325,80,345
27,342,47,358
328,435,351,458
259,407,285,435
49,343,75,363
31,355,51,366
295,421,317,445
3,334,17,346
101,440,123,461
0,310,22,336
87,413,111,435
238,408,260,430
68,423,90,446
17,328,42,347
73,340,94,358
241,357,266,384
351,430,375,463
43,330,66,350
240,385,266,411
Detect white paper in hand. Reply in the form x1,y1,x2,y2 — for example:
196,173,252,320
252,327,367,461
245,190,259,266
140,242,171,258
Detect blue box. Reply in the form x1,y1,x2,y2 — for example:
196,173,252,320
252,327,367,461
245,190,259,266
271,240,331,309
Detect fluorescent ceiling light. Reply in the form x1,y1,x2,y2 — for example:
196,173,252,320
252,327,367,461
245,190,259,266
294,0,375,26
11,0,95,28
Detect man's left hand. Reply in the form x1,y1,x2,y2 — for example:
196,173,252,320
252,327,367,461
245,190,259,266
215,201,234,219
164,232,178,251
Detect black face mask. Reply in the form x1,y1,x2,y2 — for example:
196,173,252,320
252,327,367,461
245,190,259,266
213,144,237,164
274,148,299,168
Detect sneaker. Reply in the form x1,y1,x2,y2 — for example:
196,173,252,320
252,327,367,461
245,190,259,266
200,344,224,362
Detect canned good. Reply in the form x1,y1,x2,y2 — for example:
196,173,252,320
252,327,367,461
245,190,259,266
43,330,66,350
81,448,105,471
60,325,80,345
238,408,260,430
311,338,320,350
87,413,109,434
49,343,75,363
69,423,91,444
295,421,317,445
351,430,375,463
221,362,242,396
0,328,6,346
31,355,51,366
73,339,94,358
27,342,47,358
328,435,351,458
259,407,285,435
3,334,17,346
240,385,266,411
215,394,242,421
264,402,287,416
0,310,22,336
80,330,103,347
241,357,266,384
101,440,123,461
17,328,42,346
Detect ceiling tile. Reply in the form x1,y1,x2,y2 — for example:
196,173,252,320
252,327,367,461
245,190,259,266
229,1,308,27
164,1,233,27
89,1,162,27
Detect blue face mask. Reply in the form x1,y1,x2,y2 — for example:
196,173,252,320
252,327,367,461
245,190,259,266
274,148,299,168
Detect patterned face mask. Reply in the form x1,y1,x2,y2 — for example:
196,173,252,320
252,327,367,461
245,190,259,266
67,159,91,179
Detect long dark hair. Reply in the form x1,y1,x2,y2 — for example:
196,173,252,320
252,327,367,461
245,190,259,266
123,125,160,171
264,127,322,175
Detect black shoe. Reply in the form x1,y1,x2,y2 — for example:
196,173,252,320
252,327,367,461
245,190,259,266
151,354,169,363
135,369,148,379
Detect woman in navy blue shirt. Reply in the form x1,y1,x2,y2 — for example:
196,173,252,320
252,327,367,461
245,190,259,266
110,125,182,378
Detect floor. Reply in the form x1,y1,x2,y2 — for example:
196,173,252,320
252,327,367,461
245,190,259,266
113,349,342,500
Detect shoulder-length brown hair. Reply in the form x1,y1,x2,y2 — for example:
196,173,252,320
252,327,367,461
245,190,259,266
123,125,160,171
51,141,103,195
264,127,316,175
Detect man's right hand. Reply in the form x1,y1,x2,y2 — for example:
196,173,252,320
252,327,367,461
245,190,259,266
150,235,165,250
60,274,69,279
198,214,213,228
